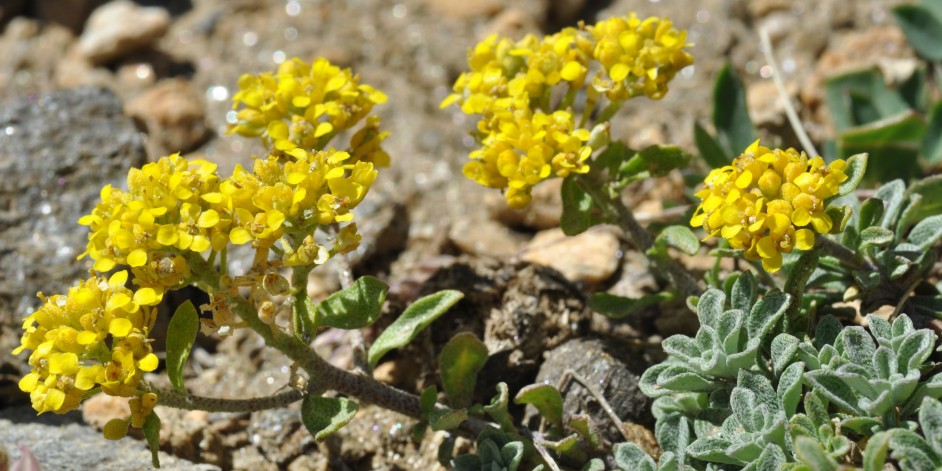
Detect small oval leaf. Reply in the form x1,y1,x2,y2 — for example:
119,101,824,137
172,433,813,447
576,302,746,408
301,395,359,441
316,276,388,329
514,384,564,430
166,300,199,394
839,153,868,197
143,411,161,468
367,290,463,369
440,332,488,408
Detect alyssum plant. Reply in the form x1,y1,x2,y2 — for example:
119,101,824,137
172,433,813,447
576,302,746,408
13,9,942,471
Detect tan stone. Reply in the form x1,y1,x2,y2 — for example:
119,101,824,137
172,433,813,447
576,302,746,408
488,178,562,230
521,227,620,285
78,1,170,65
81,394,131,430
423,0,503,19
126,78,210,156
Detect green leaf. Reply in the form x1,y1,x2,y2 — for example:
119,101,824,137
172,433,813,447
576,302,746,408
730,271,757,313
628,145,692,179
694,122,731,168
814,315,843,349
166,301,199,394
902,175,942,229
794,436,839,470
826,69,909,131
778,362,805,417
713,63,755,154
839,112,924,184
440,332,488,408
613,442,657,471
842,326,876,366
301,395,359,441
569,414,602,450
316,276,388,329
747,291,790,342
654,225,700,256
906,214,942,251
838,153,868,197
639,363,672,398
771,333,800,377
697,288,726,328
858,198,885,233
921,397,942,457
687,436,739,464
429,408,468,431
589,292,674,319
893,5,942,61
874,179,906,229
825,205,853,234
923,100,942,164
658,365,719,392
367,290,463,369
582,458,607,471
657,413,691,458
561,176,608,235
805,370,863,415
756,444,787,471
420,385,438,418
143,410,161,468
863,431,891,471
515,384,564,430
888,429,942,470
483,383,513,429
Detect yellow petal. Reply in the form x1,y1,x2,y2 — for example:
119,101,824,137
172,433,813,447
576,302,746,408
127,249,147,268
133,288,162,306
197,210,220,228
756,236,777,259
795,229,815,250
138,353,159,372
735,170,753,189
230,227,253,245
109,318,133,337
811,212,833,233
792,207,811,227
761,251,783,273
19,372,40,392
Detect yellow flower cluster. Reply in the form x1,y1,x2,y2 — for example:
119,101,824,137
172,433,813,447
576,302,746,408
441,13,693,207
78,149,374,278
14,57,385,429
14,271,161,414
230,57,390,166
690,140,848,272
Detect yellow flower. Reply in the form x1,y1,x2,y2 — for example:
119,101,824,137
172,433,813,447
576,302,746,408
78,154,226,290
230,57,389,164
14,271,161,415
442,13,692,208
690,140,848,272
589,14,694,101
463,107,591,208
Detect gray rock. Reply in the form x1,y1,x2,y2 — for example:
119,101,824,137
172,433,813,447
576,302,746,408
532,338,653,444
0,406,219,470
0,87,146,390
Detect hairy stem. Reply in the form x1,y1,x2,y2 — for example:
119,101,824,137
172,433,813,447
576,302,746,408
574,174,701,299
783,246,820,335
815,235,873,272
151,387,302,412
227,293,491,436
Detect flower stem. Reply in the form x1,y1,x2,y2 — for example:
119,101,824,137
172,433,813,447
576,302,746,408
151,387,302,412
783,246,820,336
815,236,873,272
574,174,701,299
227,293,491,436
